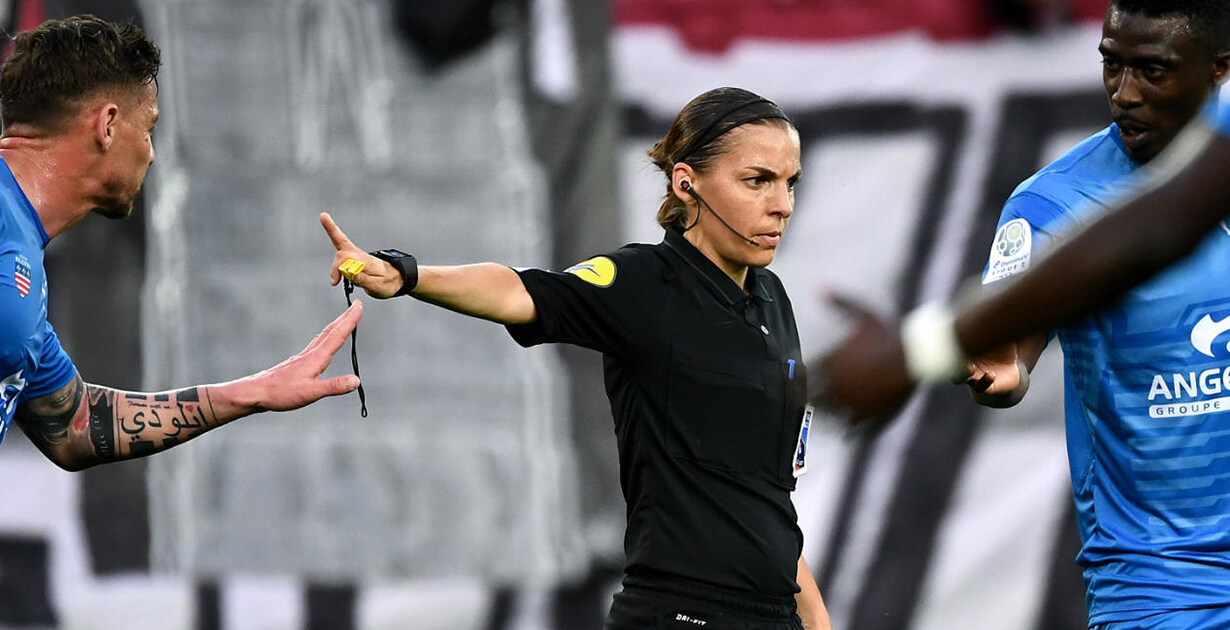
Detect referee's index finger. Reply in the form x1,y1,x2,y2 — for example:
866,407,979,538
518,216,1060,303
319,212,355,251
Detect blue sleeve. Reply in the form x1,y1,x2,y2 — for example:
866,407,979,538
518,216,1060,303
0,257,76,412
21,320,77,401
981,192,1071,285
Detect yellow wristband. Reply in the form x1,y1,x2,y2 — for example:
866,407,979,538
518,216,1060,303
338,258,365,281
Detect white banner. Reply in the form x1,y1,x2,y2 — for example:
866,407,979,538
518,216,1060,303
0,8,1117,630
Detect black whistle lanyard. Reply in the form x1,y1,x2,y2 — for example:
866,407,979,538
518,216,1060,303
342,279,368,417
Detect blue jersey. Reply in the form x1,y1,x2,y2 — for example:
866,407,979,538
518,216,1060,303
983,120,1230,625
0,156,76,445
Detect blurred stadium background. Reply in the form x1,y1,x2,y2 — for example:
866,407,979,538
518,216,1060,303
0,0,1118,628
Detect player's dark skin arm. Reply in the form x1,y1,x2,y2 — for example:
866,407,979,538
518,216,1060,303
816,129,1230,419
957,131,1230,357
15,375,226,471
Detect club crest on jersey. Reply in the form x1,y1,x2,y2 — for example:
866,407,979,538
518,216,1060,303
565,256,616,288
13,255,32,298
983,218,1031,284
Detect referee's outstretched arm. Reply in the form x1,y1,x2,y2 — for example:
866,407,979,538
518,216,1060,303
320,212,537,325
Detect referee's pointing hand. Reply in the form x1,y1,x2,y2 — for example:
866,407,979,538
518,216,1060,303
320,212,403,299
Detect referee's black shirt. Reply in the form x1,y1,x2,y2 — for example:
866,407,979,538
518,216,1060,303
506,228,809,598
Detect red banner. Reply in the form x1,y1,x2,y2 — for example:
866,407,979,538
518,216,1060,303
615,0,1107,52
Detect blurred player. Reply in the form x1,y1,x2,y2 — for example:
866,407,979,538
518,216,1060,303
0,15,363,470
817,1,1230,626
970,0,1230,412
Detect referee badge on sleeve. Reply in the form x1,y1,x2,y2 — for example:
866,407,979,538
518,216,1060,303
793,404,814,478
565,256,617,288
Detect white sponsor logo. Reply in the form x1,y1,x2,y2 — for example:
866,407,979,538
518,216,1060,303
1147,315,1230,417
1148,396,1228,419
982,218,1032,284
1190,314,1230,358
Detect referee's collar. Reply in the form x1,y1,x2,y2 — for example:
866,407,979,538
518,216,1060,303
664,228,775,305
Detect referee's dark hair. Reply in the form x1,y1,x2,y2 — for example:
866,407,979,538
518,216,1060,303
1110,0,1230,52
648,87,793,231
0,14,161,132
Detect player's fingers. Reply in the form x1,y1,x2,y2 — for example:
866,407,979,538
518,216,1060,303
320,212,357,252
317,374,361,397
305,301,363,355
825,291,880,324
327,300,363,344
966,370,994,392
294,375,361,404
810,356,847,412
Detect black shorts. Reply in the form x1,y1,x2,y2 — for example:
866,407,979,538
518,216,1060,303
604,574,803,630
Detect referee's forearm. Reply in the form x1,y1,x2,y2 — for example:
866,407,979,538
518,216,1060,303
412,263,537,325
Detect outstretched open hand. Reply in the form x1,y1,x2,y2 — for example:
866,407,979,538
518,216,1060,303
243,300,364,412
811,295,917,422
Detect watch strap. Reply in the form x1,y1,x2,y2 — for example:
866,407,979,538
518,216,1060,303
370,249,418,297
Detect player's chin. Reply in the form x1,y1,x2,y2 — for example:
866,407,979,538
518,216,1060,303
92,200,136,220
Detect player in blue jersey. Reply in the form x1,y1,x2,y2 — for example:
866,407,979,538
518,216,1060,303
816,2,1230,628
0,15,363,470
965,1,1230,626
971,0,1230,410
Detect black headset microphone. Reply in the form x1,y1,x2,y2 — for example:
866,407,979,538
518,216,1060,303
679,180,766,248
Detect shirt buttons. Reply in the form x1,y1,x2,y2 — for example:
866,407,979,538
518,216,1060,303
761,325,770,335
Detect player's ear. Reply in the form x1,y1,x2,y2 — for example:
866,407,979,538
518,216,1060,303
1212,49,1230,86
91,102,120,151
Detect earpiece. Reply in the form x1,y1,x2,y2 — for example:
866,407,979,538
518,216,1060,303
677,180,762,248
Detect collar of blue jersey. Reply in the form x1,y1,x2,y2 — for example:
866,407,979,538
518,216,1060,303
0,155,50,246
664,228,775,305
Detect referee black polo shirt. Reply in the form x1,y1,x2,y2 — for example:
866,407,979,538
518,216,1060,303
506,228,809,598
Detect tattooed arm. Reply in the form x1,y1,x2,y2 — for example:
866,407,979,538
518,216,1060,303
14,301,364,471
18,377,224,469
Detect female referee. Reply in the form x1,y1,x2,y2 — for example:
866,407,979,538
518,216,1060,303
321,87,830,630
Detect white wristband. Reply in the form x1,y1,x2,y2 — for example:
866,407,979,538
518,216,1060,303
901,301,967,383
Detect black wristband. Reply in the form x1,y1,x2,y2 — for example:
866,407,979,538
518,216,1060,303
370,249,418,297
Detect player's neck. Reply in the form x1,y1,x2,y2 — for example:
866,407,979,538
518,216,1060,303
0,140,99,240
